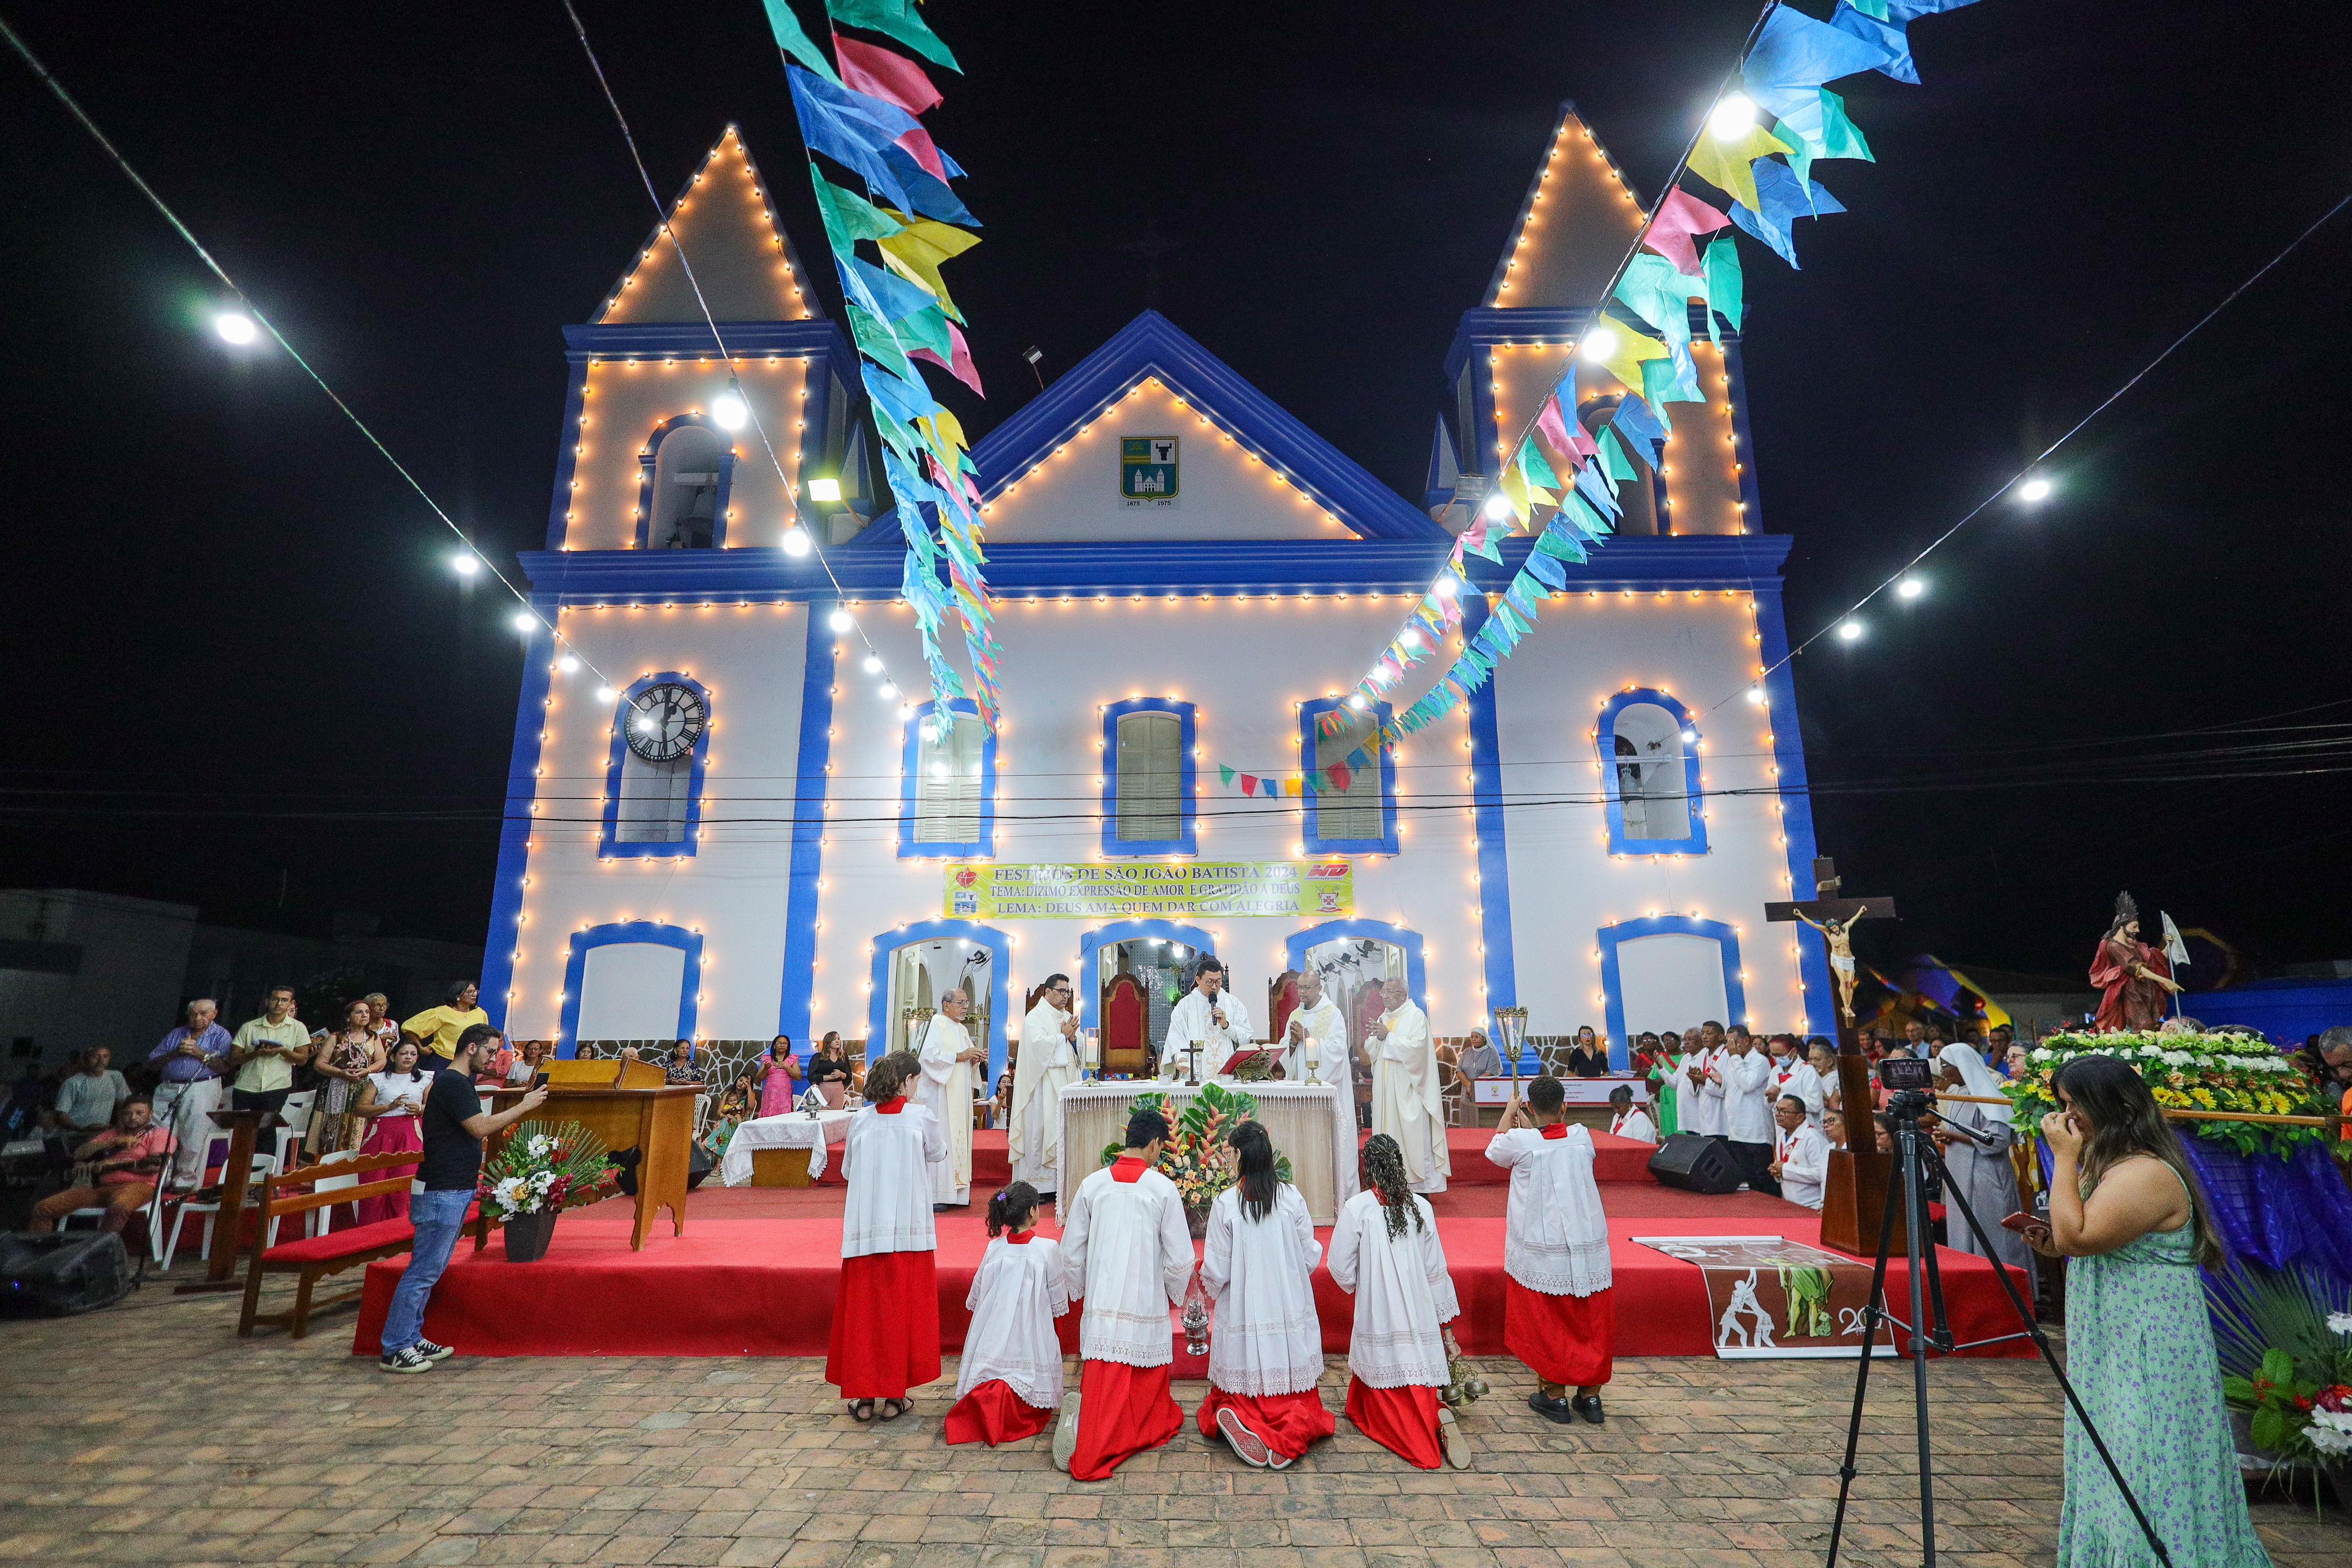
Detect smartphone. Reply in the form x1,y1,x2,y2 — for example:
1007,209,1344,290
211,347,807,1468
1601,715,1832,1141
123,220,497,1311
530,1071,551,1090
1999,1211,2043,1234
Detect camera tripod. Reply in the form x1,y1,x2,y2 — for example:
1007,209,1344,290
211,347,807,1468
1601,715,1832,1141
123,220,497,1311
1823,1087,2174,1567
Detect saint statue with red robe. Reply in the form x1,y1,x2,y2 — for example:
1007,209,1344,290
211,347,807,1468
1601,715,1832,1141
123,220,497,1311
2089,893,2179,1032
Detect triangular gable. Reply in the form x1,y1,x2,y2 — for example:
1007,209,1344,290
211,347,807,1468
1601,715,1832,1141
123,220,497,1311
1424,414,1462,510
1482,103,1648,311
965,311,1440,542
594,125,822,326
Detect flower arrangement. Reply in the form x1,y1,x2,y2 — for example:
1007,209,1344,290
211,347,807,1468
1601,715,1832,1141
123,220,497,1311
2004,1029,2325,1158
1100,1083,1292,1212
2208,1263,2352,1510
477,1119,617,1219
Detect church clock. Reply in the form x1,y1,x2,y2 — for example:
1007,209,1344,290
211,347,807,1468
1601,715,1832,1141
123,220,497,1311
622,682,707,763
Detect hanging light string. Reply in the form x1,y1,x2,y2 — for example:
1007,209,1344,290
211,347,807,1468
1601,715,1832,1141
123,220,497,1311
0,11,621,690
1714,183,2352,713
556,0,920,709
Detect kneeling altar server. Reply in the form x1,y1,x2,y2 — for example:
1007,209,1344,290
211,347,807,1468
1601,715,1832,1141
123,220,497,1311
1197,1120,1334,1468
946,1182,1070,1446
1328,1133,1468,1470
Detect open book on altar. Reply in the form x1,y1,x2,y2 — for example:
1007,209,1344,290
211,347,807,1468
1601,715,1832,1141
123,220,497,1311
1219,1047,1281,1077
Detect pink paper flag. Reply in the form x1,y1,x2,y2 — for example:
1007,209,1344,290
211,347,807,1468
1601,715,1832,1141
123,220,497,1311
1325,763,1354,794
894,124,949,182
1643,187,1733,275
835,33,944,115
1240,774,1257,797
911,318,984,396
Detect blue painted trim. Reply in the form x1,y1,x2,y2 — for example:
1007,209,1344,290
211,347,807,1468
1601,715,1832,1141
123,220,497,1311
966,311,1442,541
1597,688,1711,857
1756,586,1839,1036
563,320,852,361
559,921,703,1056
777,603,836,1049
898,698,996,859
1298,698,1398,855
866,920,1013,1084
1101,698,1197,856
1597,916,1746,1064
632,413,738,551
598,671,714,860
1285,920,1426,1017
1075,919,1218,1034
516,533,1796,601
1721,336,1764,534
1468,345,1501,475
543,361,591,551
1458,595,1519,1017
480,614,557,1032
1445,307,1603,379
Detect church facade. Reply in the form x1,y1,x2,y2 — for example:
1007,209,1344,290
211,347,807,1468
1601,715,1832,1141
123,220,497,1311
482,111,1838,1079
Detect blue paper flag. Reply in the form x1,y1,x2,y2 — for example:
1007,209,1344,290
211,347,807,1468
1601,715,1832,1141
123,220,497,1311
786,67,924,213
1521,548,1569,590
1743,2,1902,116
1829,1,1919,84
840,253,940,324
1610,395,1670,465
862,361,940,428
1728,161,1846,267
1884,0,1979,18
879,145,979,226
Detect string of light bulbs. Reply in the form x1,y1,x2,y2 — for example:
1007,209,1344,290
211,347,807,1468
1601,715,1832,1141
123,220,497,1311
556,0,927,718
0,12,626,695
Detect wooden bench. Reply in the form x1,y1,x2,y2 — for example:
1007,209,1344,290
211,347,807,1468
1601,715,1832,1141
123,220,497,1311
237,1149,492,1340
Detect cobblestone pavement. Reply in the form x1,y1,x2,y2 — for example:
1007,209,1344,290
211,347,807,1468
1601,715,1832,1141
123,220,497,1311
1,1278,2340,1567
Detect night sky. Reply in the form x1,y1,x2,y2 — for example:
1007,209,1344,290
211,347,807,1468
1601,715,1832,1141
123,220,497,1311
5,1,2349,983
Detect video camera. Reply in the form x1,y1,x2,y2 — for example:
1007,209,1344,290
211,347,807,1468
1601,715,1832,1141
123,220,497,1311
1877,1054,1936,1121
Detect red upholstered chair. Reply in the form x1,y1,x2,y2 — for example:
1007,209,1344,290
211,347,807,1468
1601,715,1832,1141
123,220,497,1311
1103,974,1148,1076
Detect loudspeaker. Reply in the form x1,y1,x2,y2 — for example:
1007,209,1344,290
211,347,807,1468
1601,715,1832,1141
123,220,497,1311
0,1231,133,1317
1647,1133,1743,1196
609,1144,716,1198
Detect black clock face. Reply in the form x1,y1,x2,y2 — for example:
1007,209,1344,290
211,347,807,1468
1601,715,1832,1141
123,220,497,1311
624,683,707,763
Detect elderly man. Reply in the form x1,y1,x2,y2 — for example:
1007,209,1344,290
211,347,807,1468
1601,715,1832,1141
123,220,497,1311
1009,974,1081,1196
148,999,231,1186
915,989,988,1207
1369,977,1448,1194
1162,958,1251,1080
1281,966,1360,1205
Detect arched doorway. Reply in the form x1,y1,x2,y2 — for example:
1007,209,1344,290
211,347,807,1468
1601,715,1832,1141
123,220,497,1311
1077,920,1214,1077
1283,919,1426,1100
867,920,1011,1082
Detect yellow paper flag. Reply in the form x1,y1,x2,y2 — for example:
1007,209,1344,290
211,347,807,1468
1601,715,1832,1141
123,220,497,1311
879,216,981,323
1593,327,1666,393
1497,464,1533,523
1685,124,1795,216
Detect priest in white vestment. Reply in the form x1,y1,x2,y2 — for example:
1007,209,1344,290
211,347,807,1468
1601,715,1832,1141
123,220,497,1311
1278,967,1360,1206
914,989,987,1206
1719,1029,1778,1195
1368,978,1447,1194
1161,958,1251,1079
1008,974,1080,1195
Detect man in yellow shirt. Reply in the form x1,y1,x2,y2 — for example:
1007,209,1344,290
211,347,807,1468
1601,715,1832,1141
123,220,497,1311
402,981,488,1061
230,986,312,1129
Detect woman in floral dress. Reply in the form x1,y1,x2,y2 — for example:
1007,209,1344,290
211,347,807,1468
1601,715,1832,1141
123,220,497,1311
306,999,384,1158
2025,1054,2271,1567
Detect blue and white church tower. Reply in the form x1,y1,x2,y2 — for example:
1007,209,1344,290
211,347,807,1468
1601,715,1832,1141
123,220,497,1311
485,115,1838,1080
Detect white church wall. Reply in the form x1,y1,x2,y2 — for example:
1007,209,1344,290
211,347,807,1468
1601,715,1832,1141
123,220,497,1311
576,941,689,1039
559,357,812,552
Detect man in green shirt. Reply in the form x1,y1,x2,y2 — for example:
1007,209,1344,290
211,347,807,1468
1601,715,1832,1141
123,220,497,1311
230,986,310,1132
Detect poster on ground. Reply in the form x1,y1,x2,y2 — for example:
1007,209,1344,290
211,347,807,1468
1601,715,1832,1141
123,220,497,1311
1633,1235,1897,1359
944,860,1354,920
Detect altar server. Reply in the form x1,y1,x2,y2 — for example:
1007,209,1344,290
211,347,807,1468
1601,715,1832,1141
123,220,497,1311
1720,1028,1780,1196
1931,1043,2036,1290
1278,967,1360,1205
946,1182,1070,1446
1197,1120,1334,1468
827,1051,946,1422
1162,958,1252,1079
1328,1133,1468,1470
914,989,987,1207
1606,1084,1657,1144
1769,1094,1830,1210
1009,974,1081,1196
1055,1108,1196,1480
1683,1021,1727,1137
1490,1076,1614,1424
1368,977,1449,1193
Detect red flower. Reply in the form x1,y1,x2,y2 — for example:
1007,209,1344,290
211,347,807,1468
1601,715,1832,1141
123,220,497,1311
2253,1378,2275,1398
2318,1385,2351,1413
2292,1395,2315,1412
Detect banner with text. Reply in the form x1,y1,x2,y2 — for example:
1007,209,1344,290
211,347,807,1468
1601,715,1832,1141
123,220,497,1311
945,860,1355,920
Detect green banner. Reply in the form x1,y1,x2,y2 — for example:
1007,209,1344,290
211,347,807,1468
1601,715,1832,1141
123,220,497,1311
945,860,1354,920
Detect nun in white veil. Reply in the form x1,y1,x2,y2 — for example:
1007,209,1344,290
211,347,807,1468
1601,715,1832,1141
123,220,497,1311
1931,1043,2034,1290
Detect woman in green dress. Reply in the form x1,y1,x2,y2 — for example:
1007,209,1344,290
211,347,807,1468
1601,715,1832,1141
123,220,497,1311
1638,1031,1679,1136
2026,1054,2271,1568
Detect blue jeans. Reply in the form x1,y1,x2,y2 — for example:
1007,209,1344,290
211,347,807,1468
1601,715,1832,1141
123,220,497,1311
381,1187,470,1353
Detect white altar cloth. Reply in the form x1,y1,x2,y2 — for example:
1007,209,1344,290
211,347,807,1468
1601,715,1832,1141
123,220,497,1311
719,1108,854,1187
1055,1080,1344,1224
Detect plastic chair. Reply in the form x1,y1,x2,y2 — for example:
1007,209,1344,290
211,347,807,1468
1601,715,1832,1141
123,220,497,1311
304,1149,362,1238
159,1149,279,1271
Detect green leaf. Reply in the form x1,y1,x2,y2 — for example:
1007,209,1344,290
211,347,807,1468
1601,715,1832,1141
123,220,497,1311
2251,1402,2286,1450
2223,1376,2257,1404
2263,1347,2297,1384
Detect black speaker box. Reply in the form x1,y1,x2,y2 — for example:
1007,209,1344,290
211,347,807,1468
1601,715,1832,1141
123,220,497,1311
1647,1133,1744,1195
0,1231,134,1316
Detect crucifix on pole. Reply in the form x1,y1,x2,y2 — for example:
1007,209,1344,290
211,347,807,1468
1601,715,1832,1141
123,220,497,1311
1765,856,1895,1051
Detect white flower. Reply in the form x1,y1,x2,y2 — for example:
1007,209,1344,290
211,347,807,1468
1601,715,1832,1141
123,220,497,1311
2327,1311,2352,1336
492,1176,529,1211
2030,1048,2055,1063
2307,1410,2352,1457
2162,1051,2193,1068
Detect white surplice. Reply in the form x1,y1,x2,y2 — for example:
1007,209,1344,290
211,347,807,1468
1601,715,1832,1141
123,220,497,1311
913,1013,978,1205
1722,1049,1776,1145
1779,1059,1826,1126
838,1102,947,1258
1200,1183,1324,1397
1689,1049,1728,1136
1775,1122,1830,1211
1369,1000,1447,1193
955,1235,1070,1409
1161,988,1252,1079
1279,996,1360,1206
1008,1000,1078,1193
1060,1160,1195,1367
1485,1126,1612,1297
1609,1108,1659,1145
1325,1189,1459,1389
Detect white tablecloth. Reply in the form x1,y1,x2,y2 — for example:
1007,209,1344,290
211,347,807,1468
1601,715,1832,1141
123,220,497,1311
1056,1080,1343,1224
1472,1075,1651,1106
719,1110,853,1187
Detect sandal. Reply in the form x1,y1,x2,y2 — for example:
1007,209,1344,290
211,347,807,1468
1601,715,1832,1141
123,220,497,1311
849,1399,876,1423
879,1398,910,1421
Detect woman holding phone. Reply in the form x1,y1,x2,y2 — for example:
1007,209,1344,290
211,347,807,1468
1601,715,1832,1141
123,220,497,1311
2022,1055,2270,1568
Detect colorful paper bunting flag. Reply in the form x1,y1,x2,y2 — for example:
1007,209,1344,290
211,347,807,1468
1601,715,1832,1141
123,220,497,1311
833,29,942,113
827,0,960,72
1685,120,1795,216
763,0,842,83
1642,187,1733,275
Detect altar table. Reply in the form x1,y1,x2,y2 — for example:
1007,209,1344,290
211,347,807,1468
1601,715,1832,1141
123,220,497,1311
719,1109,853,1187
1056,1080,1343,1224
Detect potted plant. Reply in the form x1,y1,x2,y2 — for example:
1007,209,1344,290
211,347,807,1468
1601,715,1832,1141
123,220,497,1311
478,1120,617,1262
1102,1084,1291,1238
2207,1261,2352,1513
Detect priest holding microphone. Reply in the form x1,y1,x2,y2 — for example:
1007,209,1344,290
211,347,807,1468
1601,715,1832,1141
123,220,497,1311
1162,958,1251,1080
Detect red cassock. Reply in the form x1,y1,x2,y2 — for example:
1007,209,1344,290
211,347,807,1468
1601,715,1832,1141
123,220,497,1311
1503,1279,1614,1389
1195,1387,1335,1463
1343,1378,1446,1470
2090,936,2172,1033
1068,1359,1184,1482
825,1250,941,1400
944,1380,1055,1446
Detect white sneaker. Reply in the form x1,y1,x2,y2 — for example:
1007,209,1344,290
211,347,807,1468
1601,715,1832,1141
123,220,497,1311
1215,1406,1271,1468
1050,1391,1082,1472
1437,1407,1471,1470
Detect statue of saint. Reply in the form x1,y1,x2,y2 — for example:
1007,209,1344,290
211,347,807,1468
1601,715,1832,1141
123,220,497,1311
2090,893,2180,1032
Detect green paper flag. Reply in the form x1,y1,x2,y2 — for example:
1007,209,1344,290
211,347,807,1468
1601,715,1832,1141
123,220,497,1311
827,0,961,71
1702,235,1744,333
810,165,905,250
1596,427,1639,484
845,302,919,380
1219,764,1235,788
1818,89,1875,163
1519,440,1560,493
763,0,841,83
1465,527,1506,565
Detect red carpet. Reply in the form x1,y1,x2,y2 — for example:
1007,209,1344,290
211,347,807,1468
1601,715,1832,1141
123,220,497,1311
350,1168,2029,1362
965,1125,1657,1190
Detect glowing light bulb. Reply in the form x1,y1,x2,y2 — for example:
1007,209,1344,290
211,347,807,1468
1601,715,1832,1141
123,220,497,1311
213,311,258,345
1836,620,1865,643
595,685,616,703
931,762,948,781
781,526,812,556
1896,575,1926,600
1433,574,1459,599
879,681,899,700
1744,685,1766,705
828,608,854,633
711,393,748,430
1400,628,1421,649
1708,93,1757,140
1681,727,1699,743
451,552,479,577
2018,476,2053,503
1481,492,1511,521
862,653,884,674
511,610,538,633
557,655,581,673
807,476,843,504
1347,693,1369,711
1583,326,1618,361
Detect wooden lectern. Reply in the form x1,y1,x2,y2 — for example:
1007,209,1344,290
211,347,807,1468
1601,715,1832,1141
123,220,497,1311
485,1057,697,1250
